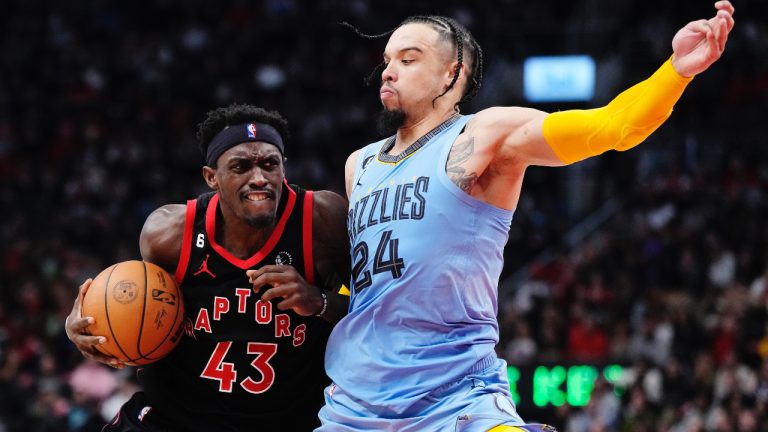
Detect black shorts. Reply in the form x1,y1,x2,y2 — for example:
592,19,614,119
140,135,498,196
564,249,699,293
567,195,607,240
103,391,322,432
103,392,176,432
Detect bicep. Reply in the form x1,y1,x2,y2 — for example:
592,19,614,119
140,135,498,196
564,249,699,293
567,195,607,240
312,191,351,287
507,113,566,168
139,204,185,272
474,107,565,169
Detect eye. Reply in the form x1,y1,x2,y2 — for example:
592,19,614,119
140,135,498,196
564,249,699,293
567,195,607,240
232,162,246,172
402,59,414,65
261,158,280,169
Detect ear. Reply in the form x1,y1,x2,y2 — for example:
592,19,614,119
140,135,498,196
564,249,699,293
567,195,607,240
202,166,218,190
443,61,465,89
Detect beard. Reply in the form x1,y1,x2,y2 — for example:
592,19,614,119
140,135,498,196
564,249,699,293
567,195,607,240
244,213,276,229
376,108,406,136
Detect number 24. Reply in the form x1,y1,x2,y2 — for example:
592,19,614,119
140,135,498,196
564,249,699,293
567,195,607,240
351,230,405,293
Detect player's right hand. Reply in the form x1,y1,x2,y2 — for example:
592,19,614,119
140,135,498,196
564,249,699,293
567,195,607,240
247,265,324,316
671,1,735,77
64,278,125,368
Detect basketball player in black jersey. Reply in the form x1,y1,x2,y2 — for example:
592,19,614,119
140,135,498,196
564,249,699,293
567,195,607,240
65,104,350,431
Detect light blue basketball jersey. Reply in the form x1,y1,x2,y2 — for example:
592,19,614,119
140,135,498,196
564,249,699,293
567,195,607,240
324,114,515,416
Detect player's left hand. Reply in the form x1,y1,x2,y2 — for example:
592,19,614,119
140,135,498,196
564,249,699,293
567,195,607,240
671,1,735,77
247,265,324,316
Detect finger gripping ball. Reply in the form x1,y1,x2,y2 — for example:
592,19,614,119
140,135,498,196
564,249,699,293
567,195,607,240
81,260,185,365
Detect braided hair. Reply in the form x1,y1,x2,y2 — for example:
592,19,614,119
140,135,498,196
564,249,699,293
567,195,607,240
341,15,484,109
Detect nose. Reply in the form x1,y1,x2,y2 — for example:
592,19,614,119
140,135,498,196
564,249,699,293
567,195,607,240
381,62,396,83
248,168,268,188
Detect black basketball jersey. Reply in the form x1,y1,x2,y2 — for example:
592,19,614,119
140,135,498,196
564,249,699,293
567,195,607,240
139,183,332,432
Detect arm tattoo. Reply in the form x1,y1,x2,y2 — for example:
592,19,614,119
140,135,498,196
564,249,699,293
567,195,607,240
446,136,479,193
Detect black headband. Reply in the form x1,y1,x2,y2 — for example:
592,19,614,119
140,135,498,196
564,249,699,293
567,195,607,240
206,122,285,166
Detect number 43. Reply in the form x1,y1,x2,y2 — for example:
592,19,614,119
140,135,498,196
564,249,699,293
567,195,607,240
200,341,277,394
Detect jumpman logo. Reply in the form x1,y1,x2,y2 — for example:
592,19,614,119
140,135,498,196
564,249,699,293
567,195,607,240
193,254,216,278
356,155,375,187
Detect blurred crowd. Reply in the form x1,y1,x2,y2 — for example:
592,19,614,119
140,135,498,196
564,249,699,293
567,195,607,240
1,0,767,431
499,135,768,430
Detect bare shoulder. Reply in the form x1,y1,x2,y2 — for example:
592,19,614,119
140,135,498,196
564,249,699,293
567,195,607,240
444,107,550,205
444,107,540,189
139,204,186,272
345,149,362,171
344,149,364,198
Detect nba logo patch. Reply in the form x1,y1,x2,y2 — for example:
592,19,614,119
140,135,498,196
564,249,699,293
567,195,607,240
247,123,257,139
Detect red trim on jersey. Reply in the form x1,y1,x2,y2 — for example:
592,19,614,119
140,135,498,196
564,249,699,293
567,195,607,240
205,182,297,269
174,199,198,284
302,190,315,285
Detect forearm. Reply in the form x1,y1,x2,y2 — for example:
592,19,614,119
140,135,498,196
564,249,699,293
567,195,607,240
542,57,693,164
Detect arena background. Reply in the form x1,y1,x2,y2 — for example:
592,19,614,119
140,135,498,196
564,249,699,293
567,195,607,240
2,0,767,430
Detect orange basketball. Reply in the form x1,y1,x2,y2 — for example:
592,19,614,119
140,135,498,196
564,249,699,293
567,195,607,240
81,260,185,366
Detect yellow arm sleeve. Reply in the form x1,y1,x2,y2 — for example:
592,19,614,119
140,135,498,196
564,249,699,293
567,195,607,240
542,58,693,165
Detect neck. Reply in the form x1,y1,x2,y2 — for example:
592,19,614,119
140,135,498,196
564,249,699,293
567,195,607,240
393,107,457,153
216,206,275,260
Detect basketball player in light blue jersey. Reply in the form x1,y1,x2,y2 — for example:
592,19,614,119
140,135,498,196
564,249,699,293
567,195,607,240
318,3,735,431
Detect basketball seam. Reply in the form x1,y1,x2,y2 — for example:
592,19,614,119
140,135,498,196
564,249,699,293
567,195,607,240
136,261,149,362
104,263,137,363
94,344,116,358
142,269,182,360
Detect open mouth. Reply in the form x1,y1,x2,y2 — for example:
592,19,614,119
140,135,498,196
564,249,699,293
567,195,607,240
242,190,274,202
